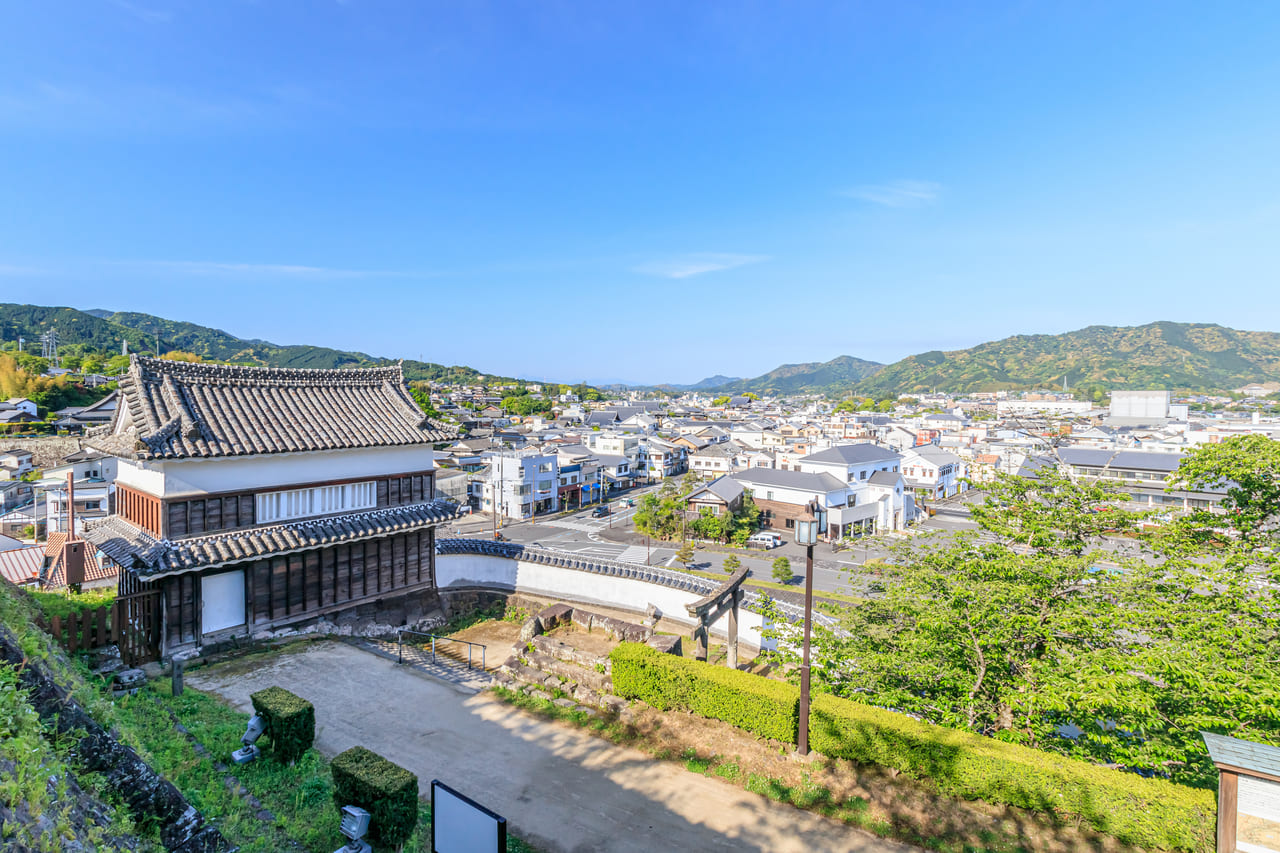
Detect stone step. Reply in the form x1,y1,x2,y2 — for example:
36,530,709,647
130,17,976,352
529,634,612,673
522,649,612,694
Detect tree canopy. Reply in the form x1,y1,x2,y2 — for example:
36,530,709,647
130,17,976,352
762,448,1280,788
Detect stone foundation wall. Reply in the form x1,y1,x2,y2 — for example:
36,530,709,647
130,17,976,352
0,436,84,468
196,587,448,657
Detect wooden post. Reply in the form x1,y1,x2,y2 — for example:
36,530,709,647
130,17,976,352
51,615,63,648
1217,769,1238,853
726,590,740,670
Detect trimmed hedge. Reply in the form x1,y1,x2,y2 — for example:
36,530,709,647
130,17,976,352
811,693,1214,851
609,642,799,743
249,686,315,764
609,643,1214,851
331,746,418,848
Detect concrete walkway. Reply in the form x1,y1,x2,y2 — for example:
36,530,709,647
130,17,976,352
187,641,916,853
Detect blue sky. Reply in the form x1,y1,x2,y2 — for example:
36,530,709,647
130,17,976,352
3,2,1279,385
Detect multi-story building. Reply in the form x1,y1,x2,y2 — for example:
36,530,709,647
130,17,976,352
901,445,967,500
797,443,910,531
476,451,559,521
637,436,687,482
85,357,459,660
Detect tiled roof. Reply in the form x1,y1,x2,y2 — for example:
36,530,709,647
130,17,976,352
868,470,902,486
730,467,847,494
44,543,112,588
87,356,455,461
85,500,462,578
434,538,839,631
0,546,42,585
802,443,901,466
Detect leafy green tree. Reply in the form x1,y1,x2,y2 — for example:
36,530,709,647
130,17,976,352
674,541,695,565
408,386,444,419
1168,434,1280,542
501,395,552,417
722,554,741,574
633,492,685,540
727,494,761,546
689,507,728,542
968,464,1145,556
711,396,730,407
833,398,857,413
771,556,792,583
761,439,1280,786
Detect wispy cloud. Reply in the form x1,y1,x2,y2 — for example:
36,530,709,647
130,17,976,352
110,1,172,24
110,260,412,279
841,180,941,208
0,264,47,276
633,253,769,279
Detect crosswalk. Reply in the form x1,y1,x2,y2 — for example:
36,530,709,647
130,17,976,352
538,519,599,533
617,544,650,564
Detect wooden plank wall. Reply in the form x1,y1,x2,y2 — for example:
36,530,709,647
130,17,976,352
157,529,435,645
118,483,163,537
248,529,434,625
162,573,201,649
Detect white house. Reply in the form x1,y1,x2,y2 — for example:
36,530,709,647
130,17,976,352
797,443,910,531
901,445,967,500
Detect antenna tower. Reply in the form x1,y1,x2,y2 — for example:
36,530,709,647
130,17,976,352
40,328,60,368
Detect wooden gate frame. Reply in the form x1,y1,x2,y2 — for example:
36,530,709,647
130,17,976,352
114,589,161,667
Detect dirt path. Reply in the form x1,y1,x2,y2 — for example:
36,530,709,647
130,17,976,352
186,640,917,853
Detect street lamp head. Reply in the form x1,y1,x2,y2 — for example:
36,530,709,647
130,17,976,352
794,501,820,547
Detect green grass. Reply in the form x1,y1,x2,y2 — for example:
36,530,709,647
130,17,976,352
27,588,116,621
109,678,541,853
490,684,1093,853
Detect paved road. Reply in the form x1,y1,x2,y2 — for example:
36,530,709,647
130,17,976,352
188,641,915,853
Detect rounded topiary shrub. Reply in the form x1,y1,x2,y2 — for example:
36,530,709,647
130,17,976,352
249,686,315,764
331,746,419,847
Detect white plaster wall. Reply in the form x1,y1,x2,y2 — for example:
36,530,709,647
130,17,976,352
436,553,773,651
118,445,436,498
116,458,166,495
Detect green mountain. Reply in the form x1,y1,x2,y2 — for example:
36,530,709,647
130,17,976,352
0,303,512,385
714,355,885,396
854,322,1280,396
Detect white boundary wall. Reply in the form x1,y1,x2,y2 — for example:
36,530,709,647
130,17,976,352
436,553,775,652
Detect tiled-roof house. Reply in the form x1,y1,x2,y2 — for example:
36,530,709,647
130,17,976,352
84,356,460,660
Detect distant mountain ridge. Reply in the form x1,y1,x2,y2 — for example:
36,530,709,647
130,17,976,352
1,303,514,385
852,321,1280,396
712,355,885,396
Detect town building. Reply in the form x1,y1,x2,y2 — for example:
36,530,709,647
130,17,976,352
84,357,460,660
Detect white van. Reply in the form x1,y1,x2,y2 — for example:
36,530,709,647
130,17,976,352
746,531,783,549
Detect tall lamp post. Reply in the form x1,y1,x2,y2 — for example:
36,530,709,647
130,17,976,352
793,501,820,755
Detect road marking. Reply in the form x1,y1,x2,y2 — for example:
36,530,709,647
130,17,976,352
618,545,649,564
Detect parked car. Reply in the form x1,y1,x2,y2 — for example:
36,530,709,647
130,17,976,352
746,531,783,549
591,505,610,518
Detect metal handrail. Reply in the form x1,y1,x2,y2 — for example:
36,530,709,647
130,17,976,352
397,629,487,671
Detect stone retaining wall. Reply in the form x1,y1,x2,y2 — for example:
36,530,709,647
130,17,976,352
0,436,84,468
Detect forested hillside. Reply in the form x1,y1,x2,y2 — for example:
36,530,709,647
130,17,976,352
853,322,1280,395
0,304,512,385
